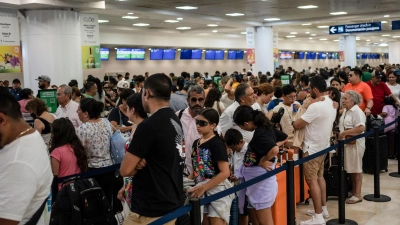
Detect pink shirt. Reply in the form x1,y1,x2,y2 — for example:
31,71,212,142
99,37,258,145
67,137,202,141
382,105,398,133
50,145,81,189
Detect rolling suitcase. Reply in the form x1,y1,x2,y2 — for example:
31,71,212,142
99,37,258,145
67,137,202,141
363,134,388,173
324,153,351,200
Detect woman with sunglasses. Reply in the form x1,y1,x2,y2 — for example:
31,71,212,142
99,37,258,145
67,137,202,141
233,105,288,225
188,108,234,225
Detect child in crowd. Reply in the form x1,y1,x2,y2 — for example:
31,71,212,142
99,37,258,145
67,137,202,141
225,128,259,225
49,118,88,195
381,96,398,159
233,105,288,225
188,108,234,224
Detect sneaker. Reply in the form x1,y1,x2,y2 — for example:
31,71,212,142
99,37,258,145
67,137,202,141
300,215,326,225
306,210,329,219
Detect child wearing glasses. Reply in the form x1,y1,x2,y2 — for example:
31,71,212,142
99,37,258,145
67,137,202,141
187,108,234,224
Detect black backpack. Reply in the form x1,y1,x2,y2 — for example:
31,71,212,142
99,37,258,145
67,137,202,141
50,177,116,225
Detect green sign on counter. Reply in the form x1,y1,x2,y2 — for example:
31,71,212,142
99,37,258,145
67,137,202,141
39,89,58,113
280,74,290,86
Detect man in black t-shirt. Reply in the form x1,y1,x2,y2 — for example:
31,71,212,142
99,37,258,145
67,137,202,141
120,73,184,225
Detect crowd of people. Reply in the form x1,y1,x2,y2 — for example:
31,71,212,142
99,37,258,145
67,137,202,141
0,62,399,225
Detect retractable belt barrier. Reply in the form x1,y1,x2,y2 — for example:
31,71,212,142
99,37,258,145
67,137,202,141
55,118,398,225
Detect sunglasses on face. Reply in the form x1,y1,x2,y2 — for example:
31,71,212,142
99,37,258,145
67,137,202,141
191,97,205,103
195,119,209,127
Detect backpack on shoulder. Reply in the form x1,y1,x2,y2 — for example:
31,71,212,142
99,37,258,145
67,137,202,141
50,177,117,225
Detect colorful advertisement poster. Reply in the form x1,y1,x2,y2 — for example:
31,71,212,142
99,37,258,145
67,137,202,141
339,51,345,62
0,9,21,73
39,90,58,113
273,48,279,63
82,46,101,68
247,48,255,64
80,13,101,69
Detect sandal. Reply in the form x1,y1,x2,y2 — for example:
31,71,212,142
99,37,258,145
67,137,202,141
346,196,362,204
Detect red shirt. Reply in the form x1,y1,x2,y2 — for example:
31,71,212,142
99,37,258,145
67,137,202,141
366,81,392,115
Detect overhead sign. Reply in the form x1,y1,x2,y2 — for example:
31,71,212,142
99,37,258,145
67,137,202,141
0,9,22,73
329,22,381,35
80,13,101,69
392,20,400,30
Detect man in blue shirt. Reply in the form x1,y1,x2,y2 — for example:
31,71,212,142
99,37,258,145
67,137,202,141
10,79,22,101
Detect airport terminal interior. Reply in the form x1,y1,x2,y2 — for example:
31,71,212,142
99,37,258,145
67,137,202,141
1,0,400,225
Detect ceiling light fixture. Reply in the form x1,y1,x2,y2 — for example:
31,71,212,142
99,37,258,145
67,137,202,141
384,15,390,17
302,23,312,26
207,24,218,27
309,37,313,39
382,34,391,36
333,40,339,41
393,36,400,38
264,18,280,21
98,20,109,23
240,32,246,34
319,38,327,40
366,39,371,41
177,18,183,20
290,32,298,34
176,6,198,10
127,12,134,15
122,16,138,19
311,34,317,36
286,35,296,38
298,5,319,9
164,20,179,23
226,13,245,16
212,30,218,33
133,23,149,26
317,25,329,28
382,21,388,23
176,27,191,30
305,32,310,34
330,12,348,15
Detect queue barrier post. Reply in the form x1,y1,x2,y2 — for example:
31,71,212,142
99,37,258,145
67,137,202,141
389,119,400,178
286,160,296,225
190,198,201,225
363,126,391,202
327,140,358,225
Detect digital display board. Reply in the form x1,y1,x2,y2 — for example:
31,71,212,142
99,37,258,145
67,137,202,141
205,50,216,60
150,49,163,60
130,48,145,60
191,49,202,59
116,48,132,60
100,48,109,61
215,50,224,60
163,49,176,60
180,49,192,59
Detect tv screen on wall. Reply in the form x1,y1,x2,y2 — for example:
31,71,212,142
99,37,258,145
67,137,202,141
214,50,224,60
191,49,203,59
116,48,132,60
163,49,176,60
150,49,163,60
180,49,192,59
100,48,109,61
130,48,145,60
235,51,244,59
205,50,216,60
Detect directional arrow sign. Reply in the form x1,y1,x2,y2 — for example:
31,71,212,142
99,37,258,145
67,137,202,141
329,22,381,35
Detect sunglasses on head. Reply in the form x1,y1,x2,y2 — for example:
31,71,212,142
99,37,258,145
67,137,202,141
191,97,205,103
195,119,209,127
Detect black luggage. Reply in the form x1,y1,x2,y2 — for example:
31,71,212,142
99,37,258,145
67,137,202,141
324,153,351,200
50,177,116,225
363,134,388,173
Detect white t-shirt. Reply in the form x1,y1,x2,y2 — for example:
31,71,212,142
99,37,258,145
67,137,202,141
0,131,52,224
301,95,337,154
387,83,400,103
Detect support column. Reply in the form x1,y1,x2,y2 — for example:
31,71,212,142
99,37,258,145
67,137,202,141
253,27,274,75
388,42,400,64
344,35,356,67
21,10,83,94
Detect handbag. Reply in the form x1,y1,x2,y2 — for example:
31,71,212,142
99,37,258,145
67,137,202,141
366,115,385,135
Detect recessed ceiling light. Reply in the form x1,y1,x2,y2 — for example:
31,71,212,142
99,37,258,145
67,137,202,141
133,23,149,26
177,18,183,20
177,49,181,51
382,34,391,36
366,39,371,41
226,13,245,16
302,23,312,26
264,18,280,21
98,20,109,23
176,27,191,30
207,24,218,27
309,37,313,39
148,48,151,50
240,32,246,34
286,35,296,38
311,34,317,36
122,16,138,19
127,12,134,15
317,25,329,28
290,32,298,34
374,43,380,45
212,30,218,33
384,15,390,17
333,40,339,41
319,38,327,40
114,48,117,49
382,21,388,23
176,6,198,10
305,32,310,34
164,20,179,23
330,12,348,15
298,5,319,9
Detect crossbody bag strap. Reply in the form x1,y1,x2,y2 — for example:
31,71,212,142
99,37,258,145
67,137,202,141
118,107,123,126
25,198,47,225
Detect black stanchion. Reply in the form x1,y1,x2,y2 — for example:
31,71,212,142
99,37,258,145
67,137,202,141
286,160,295,225
327,140,358,225
299,150,306,203
364,127,391,202
389,123,400,178
190,198,201,225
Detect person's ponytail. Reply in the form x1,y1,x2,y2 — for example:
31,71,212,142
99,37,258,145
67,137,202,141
253,110,273,129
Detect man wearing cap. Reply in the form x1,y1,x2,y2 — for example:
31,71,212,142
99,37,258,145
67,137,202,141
366,72,399,116
35,75,51,97
372,65,387,82
116,80,130,106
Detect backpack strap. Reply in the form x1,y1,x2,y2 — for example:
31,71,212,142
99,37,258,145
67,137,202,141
88,178,117,225
25,198,47,225
178,109,184,120
67,182,82,225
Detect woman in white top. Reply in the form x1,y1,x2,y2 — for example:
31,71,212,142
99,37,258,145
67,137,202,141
254,83,274,113
204,88,225,115
338,90,366,204
386,72,400,103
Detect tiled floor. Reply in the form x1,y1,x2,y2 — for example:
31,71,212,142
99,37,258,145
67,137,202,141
296,159,400,225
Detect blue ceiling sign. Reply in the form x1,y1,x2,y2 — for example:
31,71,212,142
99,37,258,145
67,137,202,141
329,22,382,35
392,20,400,30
